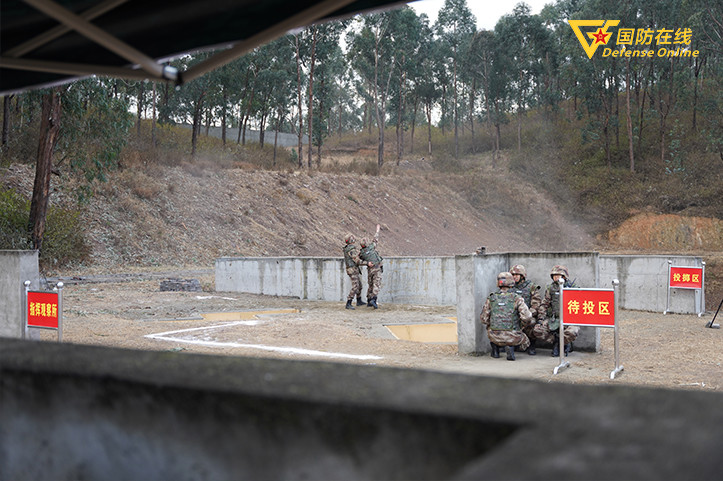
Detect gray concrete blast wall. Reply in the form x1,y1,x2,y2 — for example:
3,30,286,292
2,339,722,481
600,255,704,313
215,256,457,305
216,253,704,356
455,252,600,355
0,250,39,339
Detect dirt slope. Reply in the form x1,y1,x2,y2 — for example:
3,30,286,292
2,154,596,272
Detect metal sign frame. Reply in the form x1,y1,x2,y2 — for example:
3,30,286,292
24,280,64,342
663,260,705,317
554,279,623,379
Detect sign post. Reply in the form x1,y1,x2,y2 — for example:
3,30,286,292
24,280,64,342
554,279,623,379
663,260,705,317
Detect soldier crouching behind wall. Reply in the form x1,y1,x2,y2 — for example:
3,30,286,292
534,265,580,356
480,272,534,361
342,233,365,309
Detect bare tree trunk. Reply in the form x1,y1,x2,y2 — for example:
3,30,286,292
307,26,317,169
625,58,635,173
29,88,62,251
136,82,144,138
2,95,12,148
426,101,432,156
453,55,459,158
410,96,418,156
295,34,304,167
191,92,206,157
221,87,228,145
151,83,157,147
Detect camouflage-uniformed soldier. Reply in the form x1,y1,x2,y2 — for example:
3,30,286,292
480,272,534,361
359,224,382,309
342,233,365,310
534,265,580,356
509,264,541,355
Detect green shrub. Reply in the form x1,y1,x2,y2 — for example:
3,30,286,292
0,188,89,269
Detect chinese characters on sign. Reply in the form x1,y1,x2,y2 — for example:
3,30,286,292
568,20,698,59
561,288,615,327
669,266,703,289
27,291,59,329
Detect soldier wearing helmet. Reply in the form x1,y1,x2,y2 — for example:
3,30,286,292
342,233,365,309
509,264,542,355
534,265,580,356
359,224,383,309
480,272,534,361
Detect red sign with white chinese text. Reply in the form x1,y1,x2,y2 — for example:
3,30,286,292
669,266,703,289
561,288,615,327
27,291,59,328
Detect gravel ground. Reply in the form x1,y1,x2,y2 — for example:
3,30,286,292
38,273,722,393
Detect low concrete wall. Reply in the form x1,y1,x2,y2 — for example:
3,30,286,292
600,255,704,313
215,256,457,305
455,253,600,355
0,250,39,339
2,339,721,480
216,253,704,356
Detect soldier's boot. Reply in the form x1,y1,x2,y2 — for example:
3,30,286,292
367,296,375,307
490,342,500,359
551,336,560,357
564,343,572,356
345,300,355,310
506,346,516,361
356,297,366,307
370,297,379,309
527,339,537,356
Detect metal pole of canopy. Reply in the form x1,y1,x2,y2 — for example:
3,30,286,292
7,0,129,58
21,0,177,81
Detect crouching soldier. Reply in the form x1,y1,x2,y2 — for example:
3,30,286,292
534,265,580,356
510,264,541,355
359,224,382,309
480,272,534,361
342,233,365,309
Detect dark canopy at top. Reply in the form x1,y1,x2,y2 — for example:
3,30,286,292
0,0,408,95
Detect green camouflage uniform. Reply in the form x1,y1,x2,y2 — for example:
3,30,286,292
513,278,541,342
534,281,580,344
480,290,534,349
359,235,382,300
343,242,363,302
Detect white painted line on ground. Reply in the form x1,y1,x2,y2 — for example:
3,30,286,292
145,320,383,361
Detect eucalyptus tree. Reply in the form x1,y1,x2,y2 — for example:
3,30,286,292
435,0,476,158
406,13,434,155
348,11,399,170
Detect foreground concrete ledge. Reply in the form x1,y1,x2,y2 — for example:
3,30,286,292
1,339,721,480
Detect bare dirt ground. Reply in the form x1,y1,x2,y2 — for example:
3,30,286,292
37,273,722,393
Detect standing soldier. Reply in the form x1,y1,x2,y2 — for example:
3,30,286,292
509,264,541,355
342,233,365,309
534,265,580,356
359,224,383,309
480,272,534,361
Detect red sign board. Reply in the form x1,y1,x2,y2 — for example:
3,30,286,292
669,266,703,289
561,288,615,327
27,291,59,328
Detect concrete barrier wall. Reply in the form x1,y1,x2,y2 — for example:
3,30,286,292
215,256,457,305
600,255,704,313
216,253,704,355
455,253,601,355
2,339,722,481
0,250,39,339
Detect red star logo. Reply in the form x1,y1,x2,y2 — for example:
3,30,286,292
591,28,610,44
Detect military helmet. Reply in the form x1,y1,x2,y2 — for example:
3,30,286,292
344,233,355,244
497,272,515,288
360,238,369,247
509,264,527,279
550,265,569,280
